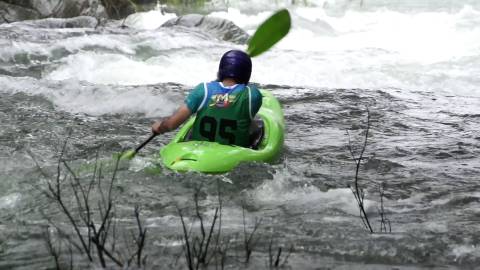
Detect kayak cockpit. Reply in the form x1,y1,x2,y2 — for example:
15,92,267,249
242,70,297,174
159,90,284,173
181,118,265,150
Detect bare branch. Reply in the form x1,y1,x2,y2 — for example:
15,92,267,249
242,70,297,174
45,137,93,261
44,227,61,270
201,207,218,263
42,215,84,256
134,205,147,267
242,205,262,264
280,244,294,267
193,190,206,263
347,108,374,233
378,182,392,233
26,149,50,179
178,207,194,270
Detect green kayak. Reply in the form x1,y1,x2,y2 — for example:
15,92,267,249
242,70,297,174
159,90,284,173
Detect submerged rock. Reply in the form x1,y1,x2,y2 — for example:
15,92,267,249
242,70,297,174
161,14,249,44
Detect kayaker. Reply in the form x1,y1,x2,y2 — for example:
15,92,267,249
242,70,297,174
151,50,263,147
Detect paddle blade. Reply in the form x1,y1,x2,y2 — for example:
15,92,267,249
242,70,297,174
247,9,291,58
119,150,136,160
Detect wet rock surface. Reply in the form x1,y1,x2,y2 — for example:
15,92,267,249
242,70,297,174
162,14,250,44
0,0,107,23
15,16,100,28
0,1,40,23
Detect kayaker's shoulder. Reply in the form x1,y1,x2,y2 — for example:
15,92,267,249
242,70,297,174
185,83,209,113
247,83,262,93
247,83,259,90
247,84,263,101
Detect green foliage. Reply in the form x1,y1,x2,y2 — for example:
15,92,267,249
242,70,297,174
247,9,291,58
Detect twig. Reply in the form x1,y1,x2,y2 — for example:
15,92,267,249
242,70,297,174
46,136,94,261
281,244,294,267
25,149,50,179
208,179,224,266
42,213,85,255
242,205,262,264
267,233,294,268
201,207,218,264
178,207,194,270
377,182,391,233
134,205,147,267
193,190,206,264
43,138,141,267
268,236,273,267
347,107,374,233
68,240,74,270
178,188,222,270
44,227,61,270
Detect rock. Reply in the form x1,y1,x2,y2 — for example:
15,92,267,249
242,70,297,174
23,0,65,17
0,1,40,23
81,0,107,18
161,14,249,44
64,1,89,18
0,0,107,23
101,0,136,20
19,16,99,29
34,0,107,19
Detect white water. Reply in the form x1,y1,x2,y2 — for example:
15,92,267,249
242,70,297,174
1,2,479,117
2,3,480,268
41,4,480,96
0,76,177,116
2,3,480,111
210,5,480,97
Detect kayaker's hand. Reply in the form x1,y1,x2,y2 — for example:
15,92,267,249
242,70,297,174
151,119,166,135
151,105,192,135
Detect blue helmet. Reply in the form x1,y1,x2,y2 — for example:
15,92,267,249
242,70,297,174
217,50,252,84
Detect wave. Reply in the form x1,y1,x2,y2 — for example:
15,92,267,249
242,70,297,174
0,4,479,117
0,76,178,117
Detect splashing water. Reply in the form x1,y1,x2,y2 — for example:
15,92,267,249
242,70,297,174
1,1,480,269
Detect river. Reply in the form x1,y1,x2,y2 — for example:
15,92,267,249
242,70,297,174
1,0,480,269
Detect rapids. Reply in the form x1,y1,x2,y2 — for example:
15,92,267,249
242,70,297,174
1,0,480,269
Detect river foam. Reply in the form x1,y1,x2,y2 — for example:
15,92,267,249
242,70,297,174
40,5,480,97
1,2,480,268
1,2,480,114
0,76,177,117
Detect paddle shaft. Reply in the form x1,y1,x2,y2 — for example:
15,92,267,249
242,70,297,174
134,133,157,153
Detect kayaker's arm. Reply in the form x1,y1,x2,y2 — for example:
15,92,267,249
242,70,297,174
152,105,192,134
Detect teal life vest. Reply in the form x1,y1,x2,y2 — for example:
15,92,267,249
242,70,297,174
190,82,253,147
